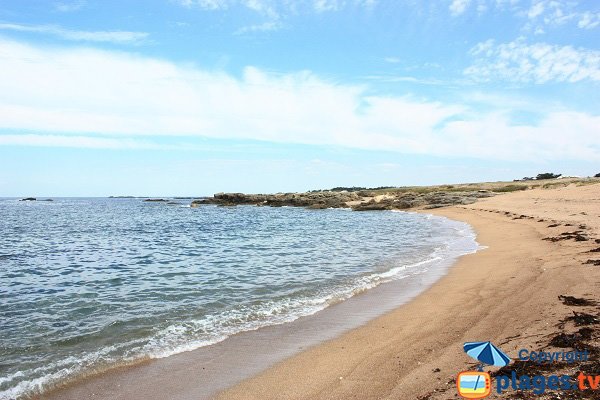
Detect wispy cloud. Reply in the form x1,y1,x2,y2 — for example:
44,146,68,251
0,38,598,161
521,0,600,33
0,134,161,150
465,38,600,83
176,0,376,14
176,0,229,10
0,23,148,44
448,0,599,32
578,11,600,29
384,56,401,63
175,0,377,33
313,0,343,13
235,21,282,34
364,75,450,86
53,1,86,13
449,0,471,16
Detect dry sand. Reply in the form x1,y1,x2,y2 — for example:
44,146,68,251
217,183,600,399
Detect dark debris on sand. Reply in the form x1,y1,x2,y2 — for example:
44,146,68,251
549,328,594,348
558,296,597,307
544,232,590,242
564,312,600,326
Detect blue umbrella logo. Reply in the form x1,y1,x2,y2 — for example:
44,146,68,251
463,341,511,367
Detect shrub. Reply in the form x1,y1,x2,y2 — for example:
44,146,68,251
595,173,600,178
536,173,562,180
492,185,529,193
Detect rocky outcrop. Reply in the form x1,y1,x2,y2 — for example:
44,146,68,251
191,191,360,208
19,197,36,201
191,189,495,211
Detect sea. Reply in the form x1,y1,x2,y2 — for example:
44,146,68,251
0,198,479,399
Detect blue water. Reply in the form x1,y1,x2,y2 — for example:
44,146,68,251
0,198,478,399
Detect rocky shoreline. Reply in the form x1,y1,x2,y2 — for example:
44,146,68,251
190,189,496,211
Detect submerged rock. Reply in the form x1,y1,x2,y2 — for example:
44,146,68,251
19,197,36,201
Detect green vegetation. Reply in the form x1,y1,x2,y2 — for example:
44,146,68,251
542,182,568,189
536,172,562,180
307,177,599,196
491,185,529,193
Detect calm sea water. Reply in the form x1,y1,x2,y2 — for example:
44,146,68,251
0,198,478,399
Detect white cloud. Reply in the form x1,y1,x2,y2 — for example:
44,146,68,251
465,38,600,83
449,0,471,16
527,1,545,19
54,1,86,12
0,23,148,44
0,38,598,161
313,0,343,12
0,134,161,149
522,0,599,32
384,56,401,63
578,11,600,29
176,0,375,14
234,20,282,34
242,0,279,19
176,0,229,9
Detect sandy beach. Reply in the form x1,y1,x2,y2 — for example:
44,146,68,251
217,183,600,399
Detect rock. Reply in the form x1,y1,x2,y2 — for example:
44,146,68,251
19,197,36,201
144,199,168,202
195,188,495,212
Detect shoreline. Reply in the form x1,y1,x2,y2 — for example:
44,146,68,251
35,212,476,400
216,184,600,399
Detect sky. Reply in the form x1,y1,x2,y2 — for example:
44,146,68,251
0,0,599,196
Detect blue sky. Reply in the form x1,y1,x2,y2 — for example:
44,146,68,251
0,0,599,196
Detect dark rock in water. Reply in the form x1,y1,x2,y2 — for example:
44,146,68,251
41,199,53,202
19,197,36,201
143,199,168,202
190,199,210,208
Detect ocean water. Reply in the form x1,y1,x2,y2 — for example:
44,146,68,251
0,198,478,399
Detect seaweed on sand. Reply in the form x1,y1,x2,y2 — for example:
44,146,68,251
558,295,597,307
